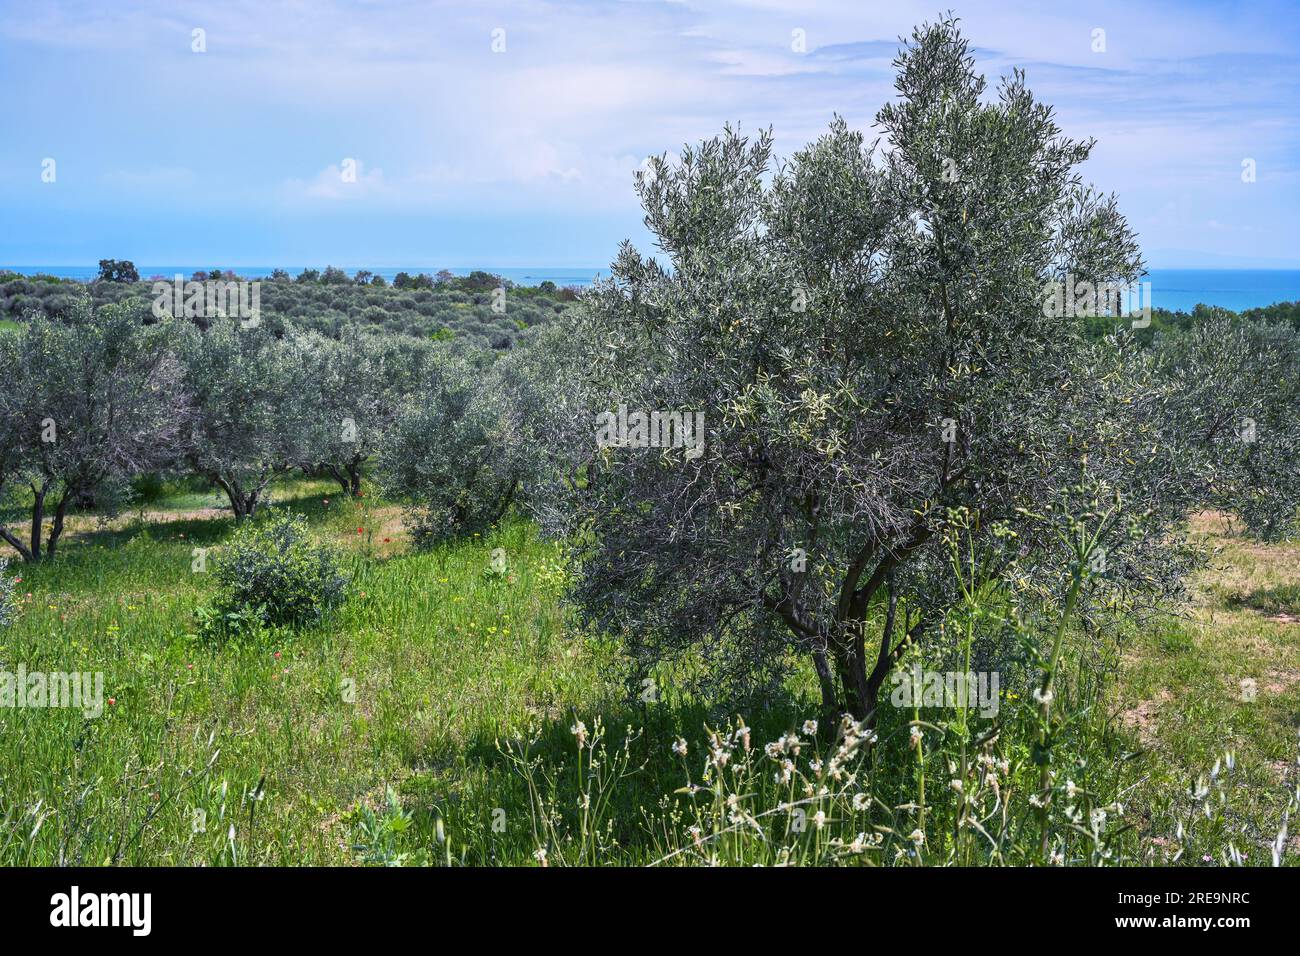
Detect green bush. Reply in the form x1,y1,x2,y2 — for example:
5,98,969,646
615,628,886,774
0,558,17,629
130,472,175,505
206,512,349,634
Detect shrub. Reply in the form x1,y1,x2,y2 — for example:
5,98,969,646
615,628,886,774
0,558,17,629
206,512,349,633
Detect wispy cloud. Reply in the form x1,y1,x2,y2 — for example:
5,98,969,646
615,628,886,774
1,0,1296,266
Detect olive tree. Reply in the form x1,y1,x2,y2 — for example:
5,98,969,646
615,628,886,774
179,319,310,519
1157,315,1300,540
549,18,1224,718
0,301,185,561
296,326,428,497
377,349,524,545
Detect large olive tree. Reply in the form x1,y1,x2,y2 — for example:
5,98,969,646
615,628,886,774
377,348,526,546
178,319,311,520
550,19,1226,718
0,301,185,561
296,326,429,497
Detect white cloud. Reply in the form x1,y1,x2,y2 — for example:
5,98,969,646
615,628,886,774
286,160,387,201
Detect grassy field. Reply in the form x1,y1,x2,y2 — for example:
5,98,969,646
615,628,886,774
1116,512,1300,865
1,483,1295,865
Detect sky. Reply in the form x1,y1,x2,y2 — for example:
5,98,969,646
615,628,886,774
1,0,1297,269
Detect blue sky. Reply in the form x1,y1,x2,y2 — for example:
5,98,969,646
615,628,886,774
2,0,1297,269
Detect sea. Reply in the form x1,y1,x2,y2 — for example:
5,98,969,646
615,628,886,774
4,266,1298,313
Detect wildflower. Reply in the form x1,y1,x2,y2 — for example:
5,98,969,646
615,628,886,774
1065,779,1078,798
672,737,688,757
1033,686,1054,705
852,792,869,811
812,810,827,829
908,828,925,847
802,719,818,735
909,725,923,749
570,720,588,748
949,779,963,793
533,847,548,865
1049,848,1064,866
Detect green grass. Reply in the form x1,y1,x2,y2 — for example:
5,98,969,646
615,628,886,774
1,491,1295,865
0,482,611,864
1113,512,1300,866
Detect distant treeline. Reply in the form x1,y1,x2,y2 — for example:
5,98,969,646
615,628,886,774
1080,299,1300,342
0,263,579,350
6,264,1297,350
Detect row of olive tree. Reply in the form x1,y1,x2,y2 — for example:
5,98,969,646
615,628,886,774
0,296,531,560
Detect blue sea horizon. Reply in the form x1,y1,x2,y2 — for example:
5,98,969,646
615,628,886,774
5,265,1298,313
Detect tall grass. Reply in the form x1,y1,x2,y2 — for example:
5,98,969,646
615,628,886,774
0,483,1294,865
